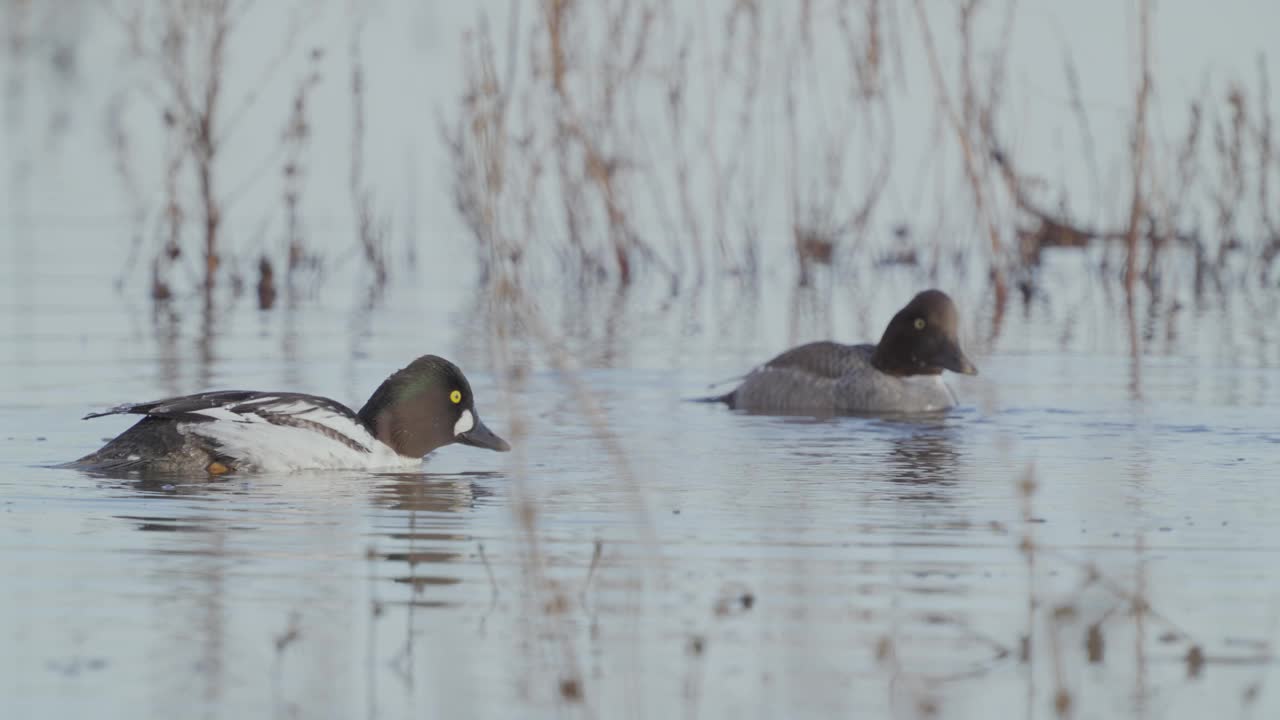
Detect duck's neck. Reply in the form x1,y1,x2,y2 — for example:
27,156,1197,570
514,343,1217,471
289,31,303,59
359,389,453,458
871,335,939,377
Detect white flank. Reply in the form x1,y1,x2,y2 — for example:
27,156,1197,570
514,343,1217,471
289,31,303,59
901,374,956,411
453,409,474,436
181,397,420,471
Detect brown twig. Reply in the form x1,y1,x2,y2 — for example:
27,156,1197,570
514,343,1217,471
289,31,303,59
912,0,1008,315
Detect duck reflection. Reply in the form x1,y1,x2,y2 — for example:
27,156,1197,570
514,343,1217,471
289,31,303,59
82,473,238,711
370,471,495,514
878,418,963,501
93,474,248,534
95,470,493,609
88,469,500,710
367,472,498,605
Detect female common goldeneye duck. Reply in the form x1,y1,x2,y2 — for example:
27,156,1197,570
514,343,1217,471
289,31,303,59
70,355,511,475
716,289,979,414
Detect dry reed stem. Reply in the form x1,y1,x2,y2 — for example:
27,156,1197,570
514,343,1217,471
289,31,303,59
1121,0,1152,397
912,0,1008,314
1123,0,1151,294
195,1,229,285
486,319,595,714
93,1,346,301
146,1,232,295
542,0,640,284
1016,465,1040,713
347,3,387,285
447,0,1280,308
280,48,321,282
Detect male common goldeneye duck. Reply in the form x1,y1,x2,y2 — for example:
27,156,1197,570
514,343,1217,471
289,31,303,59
70,355,510,475
714,289,979,414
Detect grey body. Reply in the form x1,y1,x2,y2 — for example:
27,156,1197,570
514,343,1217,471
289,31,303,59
725,342,959,414
717,290,978,415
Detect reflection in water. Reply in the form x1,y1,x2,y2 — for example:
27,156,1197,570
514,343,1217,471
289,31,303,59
367,473,494,606
786,274,833,349
362,473,495,715
152,302,183,397
12,213,1280,718
369,472,494,514
114,514,219,533
150,292,223,396
197,287,217,391
881,420,962,502
87,471,239,495
89,473,234,713
280,284,302,391
85,471,498,717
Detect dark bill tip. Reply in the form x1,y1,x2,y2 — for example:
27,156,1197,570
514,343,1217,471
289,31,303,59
457,416,511,452
949,351,979,376
936,341,979,376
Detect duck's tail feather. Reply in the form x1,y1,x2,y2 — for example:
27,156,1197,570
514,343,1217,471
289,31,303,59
683,375,743,406
685,392,732,405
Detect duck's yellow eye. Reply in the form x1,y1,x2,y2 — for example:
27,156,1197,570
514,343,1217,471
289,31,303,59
450,390,462,404
914,318,926,330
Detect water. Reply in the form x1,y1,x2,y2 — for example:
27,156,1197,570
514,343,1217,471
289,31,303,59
3,238,1280,720
7,2,1280,715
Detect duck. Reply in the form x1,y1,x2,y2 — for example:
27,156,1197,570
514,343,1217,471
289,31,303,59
711,289,978,414
69,355,510,474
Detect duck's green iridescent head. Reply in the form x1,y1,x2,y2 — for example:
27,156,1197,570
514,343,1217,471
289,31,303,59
358,355,510,457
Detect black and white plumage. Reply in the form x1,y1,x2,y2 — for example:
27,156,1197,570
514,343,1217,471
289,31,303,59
70,355,510,475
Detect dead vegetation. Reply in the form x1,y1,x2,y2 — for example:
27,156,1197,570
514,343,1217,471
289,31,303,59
8,0,1279,329
67,0,391,309
446,0,1280,352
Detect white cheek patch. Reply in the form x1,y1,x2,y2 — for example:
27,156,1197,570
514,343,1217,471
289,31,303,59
453,409,475,436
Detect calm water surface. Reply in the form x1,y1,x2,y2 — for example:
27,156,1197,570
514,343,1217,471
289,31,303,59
3,243,1280,720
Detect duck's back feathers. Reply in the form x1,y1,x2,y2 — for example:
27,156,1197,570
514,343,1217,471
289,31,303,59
756,341,874,380
85,390,358,425
722,342,957,414
724,343,874,412
77,391,416,473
